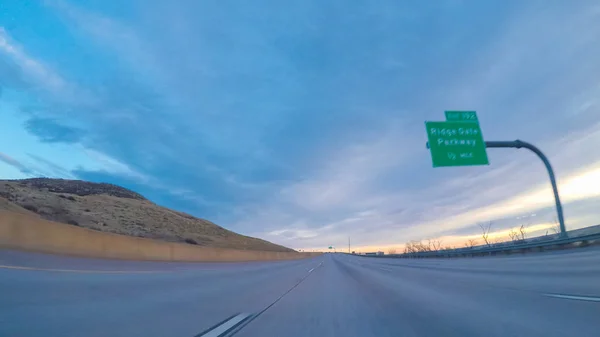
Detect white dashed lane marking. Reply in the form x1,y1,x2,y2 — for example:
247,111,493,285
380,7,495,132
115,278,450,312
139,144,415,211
543,293,600,302
196,313,252,337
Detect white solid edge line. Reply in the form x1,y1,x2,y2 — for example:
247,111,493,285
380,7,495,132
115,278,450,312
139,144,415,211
544,294,600,302
201,313,251,337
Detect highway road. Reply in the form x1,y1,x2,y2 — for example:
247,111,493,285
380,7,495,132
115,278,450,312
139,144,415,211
1,247,599,337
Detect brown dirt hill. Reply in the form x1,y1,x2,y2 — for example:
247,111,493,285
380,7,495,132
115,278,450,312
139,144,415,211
0,178,293,252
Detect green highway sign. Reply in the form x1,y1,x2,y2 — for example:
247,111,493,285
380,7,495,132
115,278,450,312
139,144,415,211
425,121,489,167
445,110,478,123
423,110,568,238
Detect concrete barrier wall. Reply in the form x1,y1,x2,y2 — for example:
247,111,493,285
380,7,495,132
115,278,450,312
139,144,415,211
0,211,319,262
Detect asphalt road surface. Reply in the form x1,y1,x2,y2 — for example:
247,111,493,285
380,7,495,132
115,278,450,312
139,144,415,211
1,247,599,337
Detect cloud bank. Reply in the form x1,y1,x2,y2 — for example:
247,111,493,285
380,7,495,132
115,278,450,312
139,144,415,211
0,1,599,250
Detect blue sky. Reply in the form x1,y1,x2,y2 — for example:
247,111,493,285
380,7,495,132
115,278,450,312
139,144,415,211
1,0,600,251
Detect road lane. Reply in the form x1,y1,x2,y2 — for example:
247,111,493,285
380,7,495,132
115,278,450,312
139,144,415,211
239,251,600,337
1,248,599,337
0,250,325,337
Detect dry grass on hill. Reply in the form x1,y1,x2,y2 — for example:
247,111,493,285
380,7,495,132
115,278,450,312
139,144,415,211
0,178,293,252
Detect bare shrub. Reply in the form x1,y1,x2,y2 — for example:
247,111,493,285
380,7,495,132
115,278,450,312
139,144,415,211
184,238,198,245
519,224,527,240
479,222,492,246
23,204,38,213
58,194,75,201
509,228,521,243
464,238,478,248
551,218,561,234
430,239,443,251
404,240,431,253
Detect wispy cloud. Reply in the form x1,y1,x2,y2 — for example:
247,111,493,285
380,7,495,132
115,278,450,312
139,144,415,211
236,1,600,249
47,0,162,84
27,154,75,179
1,1,599,250
0,152,35,176
81,148,149,183
0,28,66,93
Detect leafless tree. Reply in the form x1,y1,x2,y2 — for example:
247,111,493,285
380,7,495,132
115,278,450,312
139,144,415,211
430,239,443,251
519,224,527,240
479,222,492,246
508,228,520,243
550,217,561,234
417,241,431,252
464,238,478,248
404,241,417,253
443,246,455,251
405,239,445,253
410,241,421,253
388,248,397,255
404,241,416,253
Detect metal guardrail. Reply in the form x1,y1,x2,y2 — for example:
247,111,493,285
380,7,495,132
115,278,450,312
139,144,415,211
361,232,600,259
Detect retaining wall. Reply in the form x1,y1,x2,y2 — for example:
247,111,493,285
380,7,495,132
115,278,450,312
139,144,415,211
0,211,318,262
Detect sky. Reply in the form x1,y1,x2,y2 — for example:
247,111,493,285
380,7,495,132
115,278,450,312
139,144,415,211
1,0,600,252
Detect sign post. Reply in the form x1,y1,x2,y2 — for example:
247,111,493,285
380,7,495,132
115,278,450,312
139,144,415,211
424,111,567,236
485,141,566,236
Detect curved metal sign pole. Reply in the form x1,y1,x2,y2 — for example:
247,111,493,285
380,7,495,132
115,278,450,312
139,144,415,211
485,140,566,237
425,139,567,237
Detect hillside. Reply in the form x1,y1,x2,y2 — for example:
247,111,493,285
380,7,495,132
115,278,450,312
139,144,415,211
0,178,293,252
